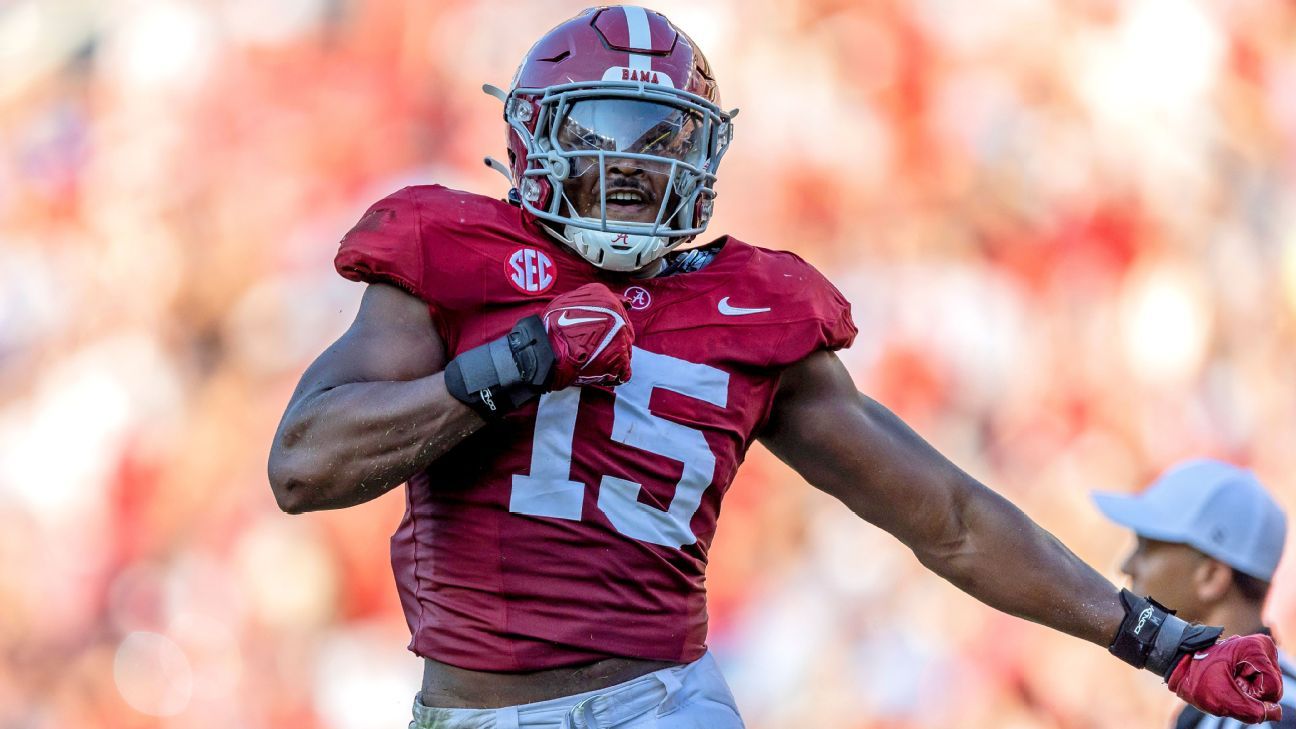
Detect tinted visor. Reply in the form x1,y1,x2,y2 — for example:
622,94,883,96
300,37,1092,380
555,99,707,168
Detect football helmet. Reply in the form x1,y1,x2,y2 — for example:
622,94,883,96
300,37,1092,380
486,6,735,272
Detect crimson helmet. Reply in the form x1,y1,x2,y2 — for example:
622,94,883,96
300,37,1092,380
487,6,735,272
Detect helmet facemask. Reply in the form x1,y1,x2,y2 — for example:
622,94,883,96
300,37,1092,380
503,81,735,272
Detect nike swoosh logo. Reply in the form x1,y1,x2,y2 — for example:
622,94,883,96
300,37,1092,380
557,312,604,326
718,297,771,316
1193,652,1211,660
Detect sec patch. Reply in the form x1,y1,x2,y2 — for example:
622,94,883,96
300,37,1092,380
506,247,556,294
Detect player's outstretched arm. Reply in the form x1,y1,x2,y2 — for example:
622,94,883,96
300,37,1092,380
758,350,1284,723
268,282,482,513
759,349,1124,644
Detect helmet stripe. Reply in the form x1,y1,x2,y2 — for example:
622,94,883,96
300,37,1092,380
622,6,652,72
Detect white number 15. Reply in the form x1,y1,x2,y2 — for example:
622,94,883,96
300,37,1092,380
508,347,730,549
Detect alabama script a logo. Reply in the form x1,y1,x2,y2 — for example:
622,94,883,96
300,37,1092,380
624,286,651,311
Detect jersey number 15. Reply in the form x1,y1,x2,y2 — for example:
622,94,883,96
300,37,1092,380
509,347,730,549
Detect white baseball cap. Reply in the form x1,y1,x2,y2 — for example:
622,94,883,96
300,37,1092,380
1092,459,1287,581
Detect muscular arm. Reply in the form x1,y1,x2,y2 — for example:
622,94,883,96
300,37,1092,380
267,283,484,513
758,349,1123,646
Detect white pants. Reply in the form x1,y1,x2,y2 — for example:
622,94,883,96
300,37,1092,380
409,652,745,729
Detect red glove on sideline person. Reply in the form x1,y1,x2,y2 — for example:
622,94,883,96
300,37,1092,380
1169,634,1283,723
542,283,634,389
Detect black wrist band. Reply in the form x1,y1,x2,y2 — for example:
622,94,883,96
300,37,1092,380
1109,589,1223,678
444,315,554,419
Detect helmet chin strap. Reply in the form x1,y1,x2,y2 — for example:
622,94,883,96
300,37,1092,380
541,220,673,274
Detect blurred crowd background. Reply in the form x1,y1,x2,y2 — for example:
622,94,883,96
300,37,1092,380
2,0,1295,727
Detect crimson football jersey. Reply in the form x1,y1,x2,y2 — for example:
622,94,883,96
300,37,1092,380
335,185,856,671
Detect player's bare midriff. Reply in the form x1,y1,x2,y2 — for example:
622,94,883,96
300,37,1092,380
419,655,684,708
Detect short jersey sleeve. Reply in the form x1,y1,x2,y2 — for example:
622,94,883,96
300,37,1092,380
758,250,858,369
334,187,430,302
799,258,856,353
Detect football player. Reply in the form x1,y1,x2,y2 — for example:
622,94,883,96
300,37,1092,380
268,7,1283,728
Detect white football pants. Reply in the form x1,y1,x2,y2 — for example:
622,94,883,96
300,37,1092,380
409,652,745,728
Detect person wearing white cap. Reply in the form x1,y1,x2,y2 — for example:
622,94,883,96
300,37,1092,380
1094,459,1296,728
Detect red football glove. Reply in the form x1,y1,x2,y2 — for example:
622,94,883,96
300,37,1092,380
1168,634,1283,724
541,283,634,390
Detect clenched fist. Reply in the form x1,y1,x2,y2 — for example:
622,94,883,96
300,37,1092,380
443,283,634,418
542,283,635,389
1169,634,1283,724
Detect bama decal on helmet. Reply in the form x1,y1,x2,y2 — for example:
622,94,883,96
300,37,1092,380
506,247,556,294
600,67,675,88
